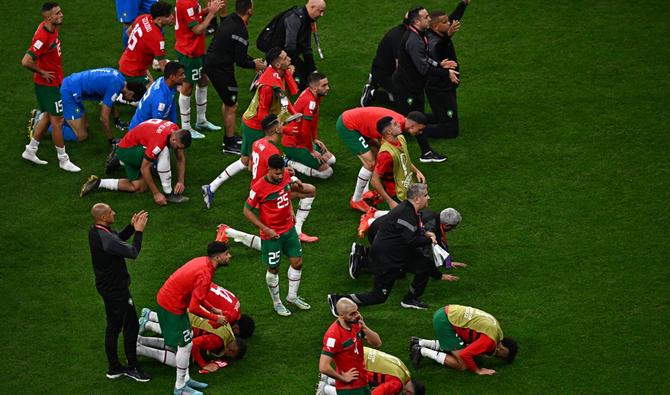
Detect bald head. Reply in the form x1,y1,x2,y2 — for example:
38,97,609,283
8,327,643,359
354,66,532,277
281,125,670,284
91,203,115,225
336,297,357,315
306,0,326,20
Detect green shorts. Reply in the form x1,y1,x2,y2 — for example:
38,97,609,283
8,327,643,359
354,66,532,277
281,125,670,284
336,387,371,395
156,305,192,348
241,123,265,156
336,115,371,156
35,84,63,116
176,51,204,84
122,73,150,86
261,226,302,268
432,307,465,352
283,143,323,169
115,145,145,181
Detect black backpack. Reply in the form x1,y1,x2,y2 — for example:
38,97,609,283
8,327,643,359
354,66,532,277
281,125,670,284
256,6,300,52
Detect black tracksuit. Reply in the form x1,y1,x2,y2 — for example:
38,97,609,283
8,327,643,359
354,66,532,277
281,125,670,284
425,1,468,138
270,6,316,89
204,13,256,106
368,23,407,103
89,223,143,371
340,201,434,306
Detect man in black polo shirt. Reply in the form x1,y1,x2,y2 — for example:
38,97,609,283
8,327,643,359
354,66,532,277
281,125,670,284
394,6,456,163
88,203,150,382
204,0,266,154
425,1,470,139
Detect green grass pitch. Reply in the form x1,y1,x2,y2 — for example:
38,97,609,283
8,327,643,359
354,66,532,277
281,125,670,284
1,0,668,393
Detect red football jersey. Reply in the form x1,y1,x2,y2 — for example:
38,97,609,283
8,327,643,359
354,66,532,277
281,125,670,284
282,88,320,149
206,283,241,324
250,137,283,184
245,168,295,239
156,256,215,316
373,150,398,198
321,320,368,390
119,14,167,77
27,22,63,86
341,107,405,140
118,119,178,161
175,0,206,57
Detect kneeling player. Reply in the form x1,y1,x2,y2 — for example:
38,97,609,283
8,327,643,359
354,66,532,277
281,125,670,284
317,347,425,395
79,119,191,205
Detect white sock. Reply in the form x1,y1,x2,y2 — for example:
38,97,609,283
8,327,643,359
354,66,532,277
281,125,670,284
99,179,119,191
55,145,67,159
294,197,314,234
226,228,261,251
195,85,208,123
28,137,40,150
327,377,335,385
324,385,337,395
149,311,159,322
287,160,313,177
137,335,166,348
175,343,192,389
287,266,302,300
326,154,336,165
146,321,161,334
420,347,446,365
156,149,172,194
136,343,176,367
265,271,282,306
419,339,440,350
179,93,191,130
211,159,246,192
353,167,372,201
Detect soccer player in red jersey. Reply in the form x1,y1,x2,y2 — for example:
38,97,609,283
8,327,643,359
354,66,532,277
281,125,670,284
283,71,336,179
249,114,319,242
119,1,175,86
243,154,312,316
319,298,382,395
21,2,80,172
79,119,192,206
409,304,518,376
155,241,231,394
335,107,427,212
175,0,223,135
201,47,298,208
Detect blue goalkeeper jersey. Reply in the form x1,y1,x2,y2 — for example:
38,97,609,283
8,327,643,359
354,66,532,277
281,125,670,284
61,68,126,108
129,76,177,130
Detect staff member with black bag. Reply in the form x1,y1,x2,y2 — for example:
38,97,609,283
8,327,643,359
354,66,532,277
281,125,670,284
88,203,150,383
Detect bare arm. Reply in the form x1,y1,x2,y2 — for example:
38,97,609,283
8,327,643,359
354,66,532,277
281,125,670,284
319,354,359,383
21,54,54,82
243,206,278,238
190,0,223,35
370,171,397,209
99,105,113,139
174,149,186,194
359,318,382,347
140,158,166,205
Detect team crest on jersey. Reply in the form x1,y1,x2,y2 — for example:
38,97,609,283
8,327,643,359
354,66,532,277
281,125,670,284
308,101,316,110
33,40,43,50
158,102,166,111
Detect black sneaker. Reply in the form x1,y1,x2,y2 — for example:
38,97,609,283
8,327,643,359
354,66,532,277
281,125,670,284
105,147,121,175
410,344,423,368
400,295,429,310
124,367,151,382
360,83,374,107
114,119,129,132
327,294,338,317
419,151,447,163
106,366,127,380
349,243,362,280
80,175,101,197
222,144,241,155
408,336,420,352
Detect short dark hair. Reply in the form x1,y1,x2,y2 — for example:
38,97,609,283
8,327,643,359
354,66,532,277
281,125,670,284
173,129,192,148
265,47,283,64
407,5,425,24
125,81,147,102
412,380,426,395
261,114,279,131
307,71,327,85
406,111,427,125
236,314,255,338
376,116,394,135
429,10,447,21
501,337,518,363
207,241,229,257
234,337,247,360
236,0,253,14
164,61,185,79
268,154,285,170
151,1,173,18
42,2,59,12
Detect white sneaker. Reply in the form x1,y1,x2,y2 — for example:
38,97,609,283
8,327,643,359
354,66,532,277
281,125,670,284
22,147,48,165
273,303,291,317
189,128,206,139
195,120,222,131
287,296,311,310
58,155,81,172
